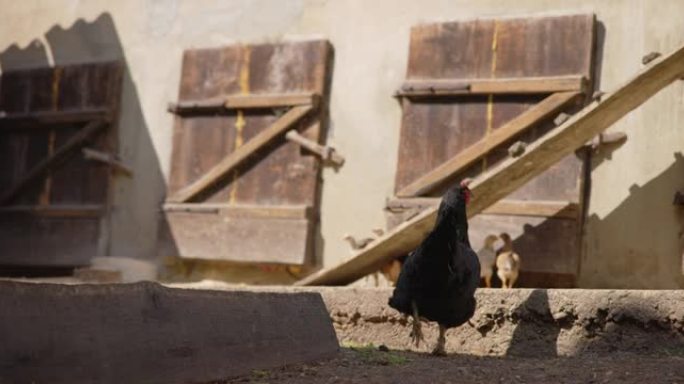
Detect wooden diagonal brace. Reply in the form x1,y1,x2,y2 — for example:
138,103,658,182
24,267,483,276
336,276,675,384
296,42,684,286
167,105,314,203
397,91,581,197
285,130,345,167
0,119,108,206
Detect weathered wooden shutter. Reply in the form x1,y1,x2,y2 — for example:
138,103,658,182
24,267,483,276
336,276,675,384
0,62,123,267
388,14,596,287
158,40,333,265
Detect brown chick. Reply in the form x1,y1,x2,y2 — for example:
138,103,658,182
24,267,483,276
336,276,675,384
496,233,521,289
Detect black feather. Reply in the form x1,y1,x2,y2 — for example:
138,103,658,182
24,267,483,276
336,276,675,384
388,184,480,328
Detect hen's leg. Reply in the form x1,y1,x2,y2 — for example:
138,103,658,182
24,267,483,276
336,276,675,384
409,300,424,347
431,324,447,356
484,274,492,288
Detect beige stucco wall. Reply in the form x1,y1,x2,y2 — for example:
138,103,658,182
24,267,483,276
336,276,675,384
0,0,682,288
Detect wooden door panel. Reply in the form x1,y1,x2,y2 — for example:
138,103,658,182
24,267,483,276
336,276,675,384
160,40,333,265
390,14,596,284
168,41,329,206
0,61,123,267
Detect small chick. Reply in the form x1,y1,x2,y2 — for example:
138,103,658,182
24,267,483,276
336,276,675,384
380,257,403,286
477,234,498,288
342,234,374,251
371,228,404,286
496,233,521,289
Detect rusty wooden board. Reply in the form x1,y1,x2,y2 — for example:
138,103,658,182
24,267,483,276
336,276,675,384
161,40,332,265
0,61,123,267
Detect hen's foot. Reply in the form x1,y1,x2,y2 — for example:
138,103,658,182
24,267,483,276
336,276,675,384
431,325,447,356
431,344,447,356
409,317,424,347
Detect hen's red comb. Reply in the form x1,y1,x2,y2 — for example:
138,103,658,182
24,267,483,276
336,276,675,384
460,178,473,188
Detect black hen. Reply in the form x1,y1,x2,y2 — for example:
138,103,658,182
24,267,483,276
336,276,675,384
388,180,480,355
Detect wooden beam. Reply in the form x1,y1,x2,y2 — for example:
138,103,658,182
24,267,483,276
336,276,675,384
162,203,312,220
167,105,313,203
297,43,684,286
395,76,586,97
0,108,111,128
168,92,316,114
0,204,104,218
387,198,579,219
285,130,345,166
0,120,108,206
397,91,581,197
82,148,134,177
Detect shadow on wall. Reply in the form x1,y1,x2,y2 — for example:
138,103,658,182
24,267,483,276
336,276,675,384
0,13,166,260
505,289,559,358
503,289,684,357
581,152,684,289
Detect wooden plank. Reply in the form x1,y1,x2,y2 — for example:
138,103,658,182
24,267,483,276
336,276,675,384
162,203,311,219
396,76,586,97
0,120,107,206
167,104,313,203
0,108,111,128
157,212,311,264
297,42,684,286
0,204,103,218
285,130,345,166
397,91,581,197
387,198,579,219
168,92,316,114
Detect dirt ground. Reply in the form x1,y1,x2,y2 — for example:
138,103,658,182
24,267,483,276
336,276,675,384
220,346,684,384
